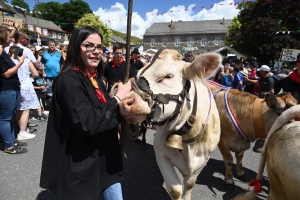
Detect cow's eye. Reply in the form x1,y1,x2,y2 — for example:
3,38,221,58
156,74,173,82
165,74,173,79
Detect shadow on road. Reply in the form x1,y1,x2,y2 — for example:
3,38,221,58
197,158,269,200
35,138,269,200
36,137,170,200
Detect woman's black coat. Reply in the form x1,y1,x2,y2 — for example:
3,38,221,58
40,71,124,200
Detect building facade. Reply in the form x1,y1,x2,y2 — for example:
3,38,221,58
0,2,67,45
143,19,232,55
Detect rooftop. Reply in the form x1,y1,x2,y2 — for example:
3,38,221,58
144,19,232,36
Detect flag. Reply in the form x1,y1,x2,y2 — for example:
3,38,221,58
202,6,205,9
211,5,214,8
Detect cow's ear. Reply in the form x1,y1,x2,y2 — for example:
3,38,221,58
278,93,298,107
182,53,222,80
265,93,286,114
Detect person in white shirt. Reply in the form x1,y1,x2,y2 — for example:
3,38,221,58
5,30,39,70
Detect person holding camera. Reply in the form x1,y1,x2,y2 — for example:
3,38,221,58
0,26,27,154
5,30,39,70
8,46,40,141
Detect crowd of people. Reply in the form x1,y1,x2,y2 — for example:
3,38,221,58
213,58,300,102
0,23,66,154
1,23,300,200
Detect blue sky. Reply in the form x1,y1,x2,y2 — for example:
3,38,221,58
24,0,241,38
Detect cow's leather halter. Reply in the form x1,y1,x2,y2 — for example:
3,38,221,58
137,49,213,145
137,48,196,128
136,76,195,127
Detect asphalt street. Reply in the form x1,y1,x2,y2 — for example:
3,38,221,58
0,120,269,200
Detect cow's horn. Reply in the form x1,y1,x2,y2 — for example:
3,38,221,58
165,134,184,151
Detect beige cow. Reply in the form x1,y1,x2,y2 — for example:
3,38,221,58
204,82,297,189
234,105,300,200
120,49,222,200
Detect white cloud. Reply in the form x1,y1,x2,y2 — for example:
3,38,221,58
93,0,240,39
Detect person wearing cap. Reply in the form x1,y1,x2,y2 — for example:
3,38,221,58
130,48,144,77
245,64,274,97
275,54,300,103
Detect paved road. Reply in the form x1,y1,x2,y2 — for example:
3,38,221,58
0,120,269,200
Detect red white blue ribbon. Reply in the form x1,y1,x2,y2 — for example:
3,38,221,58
224,89,250,141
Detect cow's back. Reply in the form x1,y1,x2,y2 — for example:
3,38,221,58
266,121,300,200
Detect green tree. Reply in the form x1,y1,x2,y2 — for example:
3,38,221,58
226,0,300,64
11,0,30,13
75,14,112,47
59,0,92,33
32,2,63,24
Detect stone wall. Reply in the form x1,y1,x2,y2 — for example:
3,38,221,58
144,33,226,55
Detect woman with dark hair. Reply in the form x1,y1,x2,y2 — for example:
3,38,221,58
0,26,27,154
40,26,132,200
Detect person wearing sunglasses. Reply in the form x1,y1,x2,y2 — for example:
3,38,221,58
5,30,39,70
40,40,64,96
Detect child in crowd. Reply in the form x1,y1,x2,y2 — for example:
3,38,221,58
32,65,48,121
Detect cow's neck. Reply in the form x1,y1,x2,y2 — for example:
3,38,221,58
260,101,281,137
253,98,266,139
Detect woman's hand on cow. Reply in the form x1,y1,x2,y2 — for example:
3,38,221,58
115,81,132,101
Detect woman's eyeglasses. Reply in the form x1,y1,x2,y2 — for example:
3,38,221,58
81,43,103,53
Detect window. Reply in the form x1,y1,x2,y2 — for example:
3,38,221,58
58,33,61,39
151,39,155,47
52,32,57,38
175,38,180,47
163,39,167,46
43,29,48,36
187,38,193,46
215,38,220,45
201,38,206,46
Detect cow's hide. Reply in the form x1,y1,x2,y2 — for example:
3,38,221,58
120,49,222,200
266,121,300,200
233,105,300,200
205,82,297,187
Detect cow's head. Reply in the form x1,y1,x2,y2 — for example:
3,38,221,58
264,92,298,115
120,49,222,126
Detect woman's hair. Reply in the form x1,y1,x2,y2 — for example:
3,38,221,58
0,26,9,45
61,26,104,77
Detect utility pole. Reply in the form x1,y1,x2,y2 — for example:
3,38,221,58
120,0,133,158
34,0,41,27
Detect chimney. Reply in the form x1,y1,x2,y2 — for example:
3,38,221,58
223,17,225,25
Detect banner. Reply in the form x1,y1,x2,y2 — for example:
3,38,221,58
280,48,300,62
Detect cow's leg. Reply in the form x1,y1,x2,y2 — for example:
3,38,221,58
156,154,182,200
182,163,206,200
218,140,234,189
235,151,247,182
